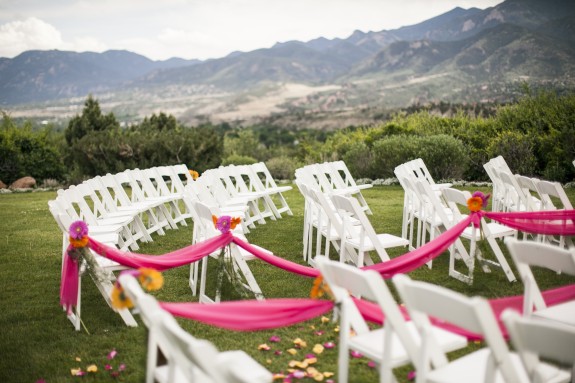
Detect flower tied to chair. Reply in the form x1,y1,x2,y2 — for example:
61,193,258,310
467,191,490,229
189,169,199,180
111,268,164,309
212,215,241,234
310,276,333,299
68,220,89,258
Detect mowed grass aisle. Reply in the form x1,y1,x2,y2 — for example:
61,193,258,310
0,186,574,383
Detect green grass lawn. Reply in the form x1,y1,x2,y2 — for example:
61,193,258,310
0,185,573,383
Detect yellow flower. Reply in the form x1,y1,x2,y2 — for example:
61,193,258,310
138,268,164,291
467,196,483,212
189,170,199,180
86,364,98,373
293,338,307,348
69,236,89,248
111,284,133,309
310,276,332,299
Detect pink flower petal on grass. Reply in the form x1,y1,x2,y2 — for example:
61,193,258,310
269,335,281,343
368,361,376,368
350,350,363,358
292,370,306,379
107,349,117,360
118,364,126,371
323,341,335,349
105,364,113,371
407,370,416,380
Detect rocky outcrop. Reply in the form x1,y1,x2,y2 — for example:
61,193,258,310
9,176,36,189
0,180,6,189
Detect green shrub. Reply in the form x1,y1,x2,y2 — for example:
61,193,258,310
343,141,375,179
265,156,299,180
222,154,258,166
487,131,537,176
371,135,418,179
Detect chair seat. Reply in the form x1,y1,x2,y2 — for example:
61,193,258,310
426,348,569,383
461,222,516,240
217,350,273,383
534,300,575,327
350,321,467,367
346,233,409,250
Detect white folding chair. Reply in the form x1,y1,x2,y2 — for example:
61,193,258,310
442,188,517,282
315,256,467,383
534,179,574,248
515,175,543,212
505,238,575,328
502,310,573,383
141,167,191,226
330,194,409,267
319,161,373,214
120,274,272,383
393,274,565,383
190,200,265,303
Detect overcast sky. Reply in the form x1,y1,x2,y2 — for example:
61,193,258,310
0,0,503,61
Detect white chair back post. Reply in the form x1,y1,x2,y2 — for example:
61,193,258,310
442,187,517,282
393,274,527,383
502,310,574,383
294,181,318,263
315,256,467,383
505,238,575,328
330,194,408,267
141,167,189,227
483,159,505,212
171,164,195,186
394,164,420,249
308,187,346,265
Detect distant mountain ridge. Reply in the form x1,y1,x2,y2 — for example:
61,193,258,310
1,0,574,117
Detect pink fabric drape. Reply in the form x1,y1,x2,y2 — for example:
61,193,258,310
60,246,80,313
484,210,575,236
87,232,232,270
160,298,334,331
60,209,575,312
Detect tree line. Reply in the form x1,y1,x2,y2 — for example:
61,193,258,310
1,90,574,186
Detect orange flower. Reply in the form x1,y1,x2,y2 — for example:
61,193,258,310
467,196,483,212
111,284,133,309
230,217,242,229
189,169,199,180
138,268,164,291
310,276,332,299
69,236,89,248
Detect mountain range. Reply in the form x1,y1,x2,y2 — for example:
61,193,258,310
2,0,574,127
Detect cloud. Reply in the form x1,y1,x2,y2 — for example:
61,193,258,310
0,17,63,57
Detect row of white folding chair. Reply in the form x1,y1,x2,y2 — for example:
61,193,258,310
49,164,197,330
295,161,372,214
187,198,266,303
202,163,293,220
119,274,272,383
230,162,293,218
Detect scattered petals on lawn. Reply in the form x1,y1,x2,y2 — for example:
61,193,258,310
75,357,81,362
293,338,307,348
320,316,330,324
86,364,98,373
312,344,324,354
323,341,335,349
350,350,363,358
287,348,298,355
408,370,417,380
367,360,376,368
258,343,271,351
269,335,281,343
